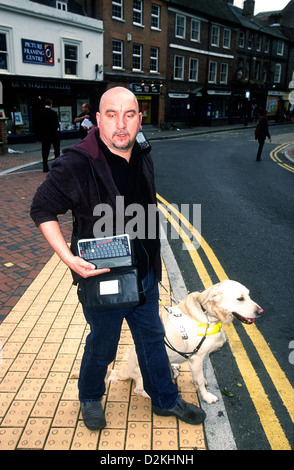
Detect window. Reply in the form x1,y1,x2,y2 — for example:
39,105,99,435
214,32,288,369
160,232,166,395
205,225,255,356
211,25,220,47
174,55,184,80
189,58,198,82
133,44,142,71
191,19,200,42
223,29,231,49
264,37,270,53
56,1,67,11
254,61,260,81
150,46,159,72
64,44,78,75
220,63,228,84
248,32,253,50
0,33,8,70
274,63,281,83
133,0,143,26
176,15,186,39
239,31,245,48
277,40,284,56
112,0,123,20
262,63,268,82
112,39,123,68
256,35,261,51
208,61,217,83
151,4,160,29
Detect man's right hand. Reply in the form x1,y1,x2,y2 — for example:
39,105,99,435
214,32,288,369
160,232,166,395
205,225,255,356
68,256,110,278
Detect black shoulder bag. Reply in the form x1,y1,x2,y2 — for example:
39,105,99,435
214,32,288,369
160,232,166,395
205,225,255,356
76,158,141,311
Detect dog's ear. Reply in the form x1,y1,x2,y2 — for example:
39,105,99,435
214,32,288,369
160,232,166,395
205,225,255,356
200,285,223,307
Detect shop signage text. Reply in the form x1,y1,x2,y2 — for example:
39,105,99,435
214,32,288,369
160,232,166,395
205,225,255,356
22,39,54,66
131,83,160,94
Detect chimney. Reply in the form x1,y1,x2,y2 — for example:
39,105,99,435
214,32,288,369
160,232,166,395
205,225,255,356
243,0,255,19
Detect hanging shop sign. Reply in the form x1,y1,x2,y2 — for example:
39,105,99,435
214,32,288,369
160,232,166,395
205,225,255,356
21,39,54,66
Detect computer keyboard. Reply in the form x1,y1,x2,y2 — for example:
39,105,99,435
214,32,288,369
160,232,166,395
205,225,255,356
77,234,132,268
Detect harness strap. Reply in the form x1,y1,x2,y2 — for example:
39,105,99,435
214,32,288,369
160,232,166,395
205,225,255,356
164,327,208,359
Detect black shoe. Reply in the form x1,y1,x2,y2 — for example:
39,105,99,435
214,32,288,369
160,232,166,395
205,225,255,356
80,401,106,430
152,398,206,425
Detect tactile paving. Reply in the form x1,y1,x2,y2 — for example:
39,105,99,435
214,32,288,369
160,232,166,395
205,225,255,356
0,254,207,450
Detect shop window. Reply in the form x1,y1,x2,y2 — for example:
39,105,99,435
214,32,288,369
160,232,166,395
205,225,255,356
174,55,184,80
112,0,123,20
189,58,198,82
151,4,160,30
170,98,186,122
150,47,159,72
175,15,186,39
64,44,78,76
133,0,143,26
113,39,123,69
191,19,200,42
133,44,142,71
0,33,8,70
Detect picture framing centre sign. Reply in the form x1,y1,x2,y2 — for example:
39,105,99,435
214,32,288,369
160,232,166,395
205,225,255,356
22,39,54,66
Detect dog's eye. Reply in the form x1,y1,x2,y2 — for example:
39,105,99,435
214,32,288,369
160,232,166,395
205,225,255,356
237,297,245,302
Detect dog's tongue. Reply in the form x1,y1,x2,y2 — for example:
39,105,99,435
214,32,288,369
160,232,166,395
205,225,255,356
233,312,255,324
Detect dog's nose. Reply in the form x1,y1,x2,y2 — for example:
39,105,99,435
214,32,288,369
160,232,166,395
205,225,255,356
256,307,263,315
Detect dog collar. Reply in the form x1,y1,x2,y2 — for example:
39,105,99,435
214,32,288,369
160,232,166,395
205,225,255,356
196,321,222,336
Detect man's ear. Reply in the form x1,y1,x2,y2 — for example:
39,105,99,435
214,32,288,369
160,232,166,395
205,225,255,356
96,112,100,127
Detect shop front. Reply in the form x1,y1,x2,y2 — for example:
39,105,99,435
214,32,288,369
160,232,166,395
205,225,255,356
0,75,106,143
204,89,231,126
130,82,161,126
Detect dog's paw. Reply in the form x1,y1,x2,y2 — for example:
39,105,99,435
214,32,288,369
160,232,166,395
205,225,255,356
201,391,219,404
133,387,150,399
108,370,120,383
171,364,180,379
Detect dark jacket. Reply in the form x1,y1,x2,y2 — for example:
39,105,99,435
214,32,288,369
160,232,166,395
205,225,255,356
37,107,59,140
30,127,162,283
255,119,270,141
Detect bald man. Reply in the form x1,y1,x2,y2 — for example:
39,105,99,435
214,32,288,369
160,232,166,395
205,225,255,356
31,87,206,430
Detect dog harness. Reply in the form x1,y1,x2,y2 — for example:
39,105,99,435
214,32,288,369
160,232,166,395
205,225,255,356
159,281,221,358
163,305,222,359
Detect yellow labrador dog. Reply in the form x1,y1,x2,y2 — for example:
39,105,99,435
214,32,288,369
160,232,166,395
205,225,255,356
109,280,263,404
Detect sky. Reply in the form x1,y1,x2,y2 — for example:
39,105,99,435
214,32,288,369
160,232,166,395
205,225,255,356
233,0,290,14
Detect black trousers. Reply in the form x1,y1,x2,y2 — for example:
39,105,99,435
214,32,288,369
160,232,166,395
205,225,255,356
41,135,60,171
256,137,266,161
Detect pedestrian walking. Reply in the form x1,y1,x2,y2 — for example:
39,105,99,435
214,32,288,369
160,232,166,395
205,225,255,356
74,102,96,139
30,87,206,431
37,98,60,172
255,114,271,161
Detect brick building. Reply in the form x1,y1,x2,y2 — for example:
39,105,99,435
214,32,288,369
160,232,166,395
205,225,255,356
77,0,168,126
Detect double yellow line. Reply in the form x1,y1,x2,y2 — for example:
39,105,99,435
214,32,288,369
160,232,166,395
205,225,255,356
157,193,293,450
270,143,294,173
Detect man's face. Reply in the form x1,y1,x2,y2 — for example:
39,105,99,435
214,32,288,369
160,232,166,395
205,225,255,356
96,87,142,159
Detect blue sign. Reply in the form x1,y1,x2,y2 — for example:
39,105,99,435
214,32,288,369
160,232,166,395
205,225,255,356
22,39,54,66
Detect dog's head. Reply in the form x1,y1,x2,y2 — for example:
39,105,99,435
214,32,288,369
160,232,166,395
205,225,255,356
198,280,263,325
